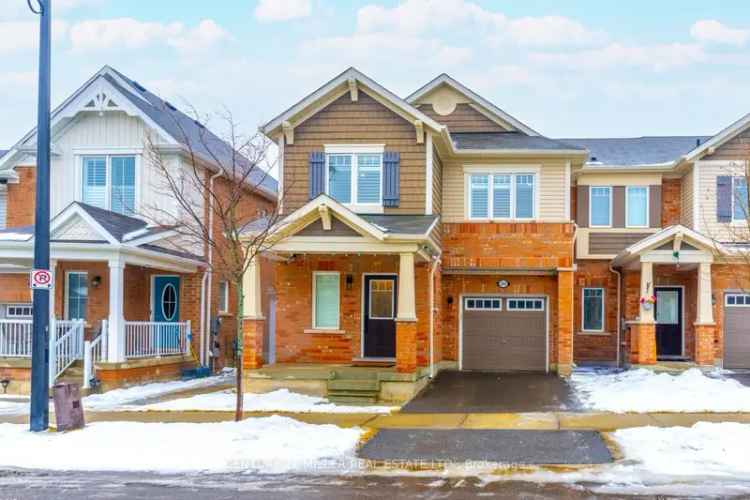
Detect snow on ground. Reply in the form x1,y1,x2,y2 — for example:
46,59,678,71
0,400,27,416
571,368,750,413
137,388,396,414
0,416,362,474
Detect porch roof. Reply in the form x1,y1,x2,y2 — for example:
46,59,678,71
611,225,723,268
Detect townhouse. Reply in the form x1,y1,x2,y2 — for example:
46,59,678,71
0,66,276,394
240,68,750,402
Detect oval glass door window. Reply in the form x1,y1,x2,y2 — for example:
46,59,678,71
161,283,178,321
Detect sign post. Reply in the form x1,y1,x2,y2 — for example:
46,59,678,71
29,0,52,432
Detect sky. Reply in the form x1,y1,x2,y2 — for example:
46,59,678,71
2,0,750,151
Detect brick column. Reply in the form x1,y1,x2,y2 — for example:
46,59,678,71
557,270,574,376
242,318,265,370
694,323,715,365
396,321,417,373
629,323,657,365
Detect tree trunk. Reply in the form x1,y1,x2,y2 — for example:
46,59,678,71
235,280,245,422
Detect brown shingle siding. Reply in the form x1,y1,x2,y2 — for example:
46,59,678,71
417,103,507,133
704,128,750,160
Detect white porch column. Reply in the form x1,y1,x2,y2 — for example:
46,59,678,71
640,260,655,323
397,253,417,321
697,261,714,324
49,260,57,320
107,258,126,362
242,255,263,319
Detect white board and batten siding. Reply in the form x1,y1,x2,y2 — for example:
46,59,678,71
0,186,7,229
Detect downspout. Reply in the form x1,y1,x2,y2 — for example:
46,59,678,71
429,255,441,378
199,269,209,365
206,171,223,368
609,265,622,367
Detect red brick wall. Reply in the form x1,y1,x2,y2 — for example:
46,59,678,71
442,222,574,270
6,166,36,228
711,263,750,362
661,177,682,227
53,261,110,340
573,261,619,362
0,274,32,303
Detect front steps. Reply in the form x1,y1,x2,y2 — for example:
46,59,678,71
327,370,380,404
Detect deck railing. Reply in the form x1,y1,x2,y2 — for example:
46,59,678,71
0,320,33,357
124,321,190,359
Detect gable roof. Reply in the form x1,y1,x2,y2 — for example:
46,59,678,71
683,112,750,162
560,136,710,167
262,67,445,137
611,224,724,267
406,74,539,136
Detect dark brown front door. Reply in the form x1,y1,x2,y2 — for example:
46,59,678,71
655,287,683,358
363,275,397,358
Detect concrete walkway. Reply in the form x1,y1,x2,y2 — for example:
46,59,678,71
4,409,750,430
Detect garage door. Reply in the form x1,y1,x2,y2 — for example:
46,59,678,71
461,296,547,372
725,293,750,369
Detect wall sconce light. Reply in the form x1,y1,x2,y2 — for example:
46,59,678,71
447,296,453,305
91,276,102,288
711,294,716,305
345,274,353,290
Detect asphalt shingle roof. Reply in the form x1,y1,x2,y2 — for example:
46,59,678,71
452,132,584,151
360,214,438,235
75,202,148,242
559,136,711,166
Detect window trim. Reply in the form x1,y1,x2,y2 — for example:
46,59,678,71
581,287,605,333
65,271,89,321
464,297,502,311
726,293,750,307
589,186,613,228
465,169,539,221
76,153,140,215
218,281,229,314
625,185,650,228
5,303,33,318
312,271,341,330
323,145,385,213
731,176,749,222
506,298,545,311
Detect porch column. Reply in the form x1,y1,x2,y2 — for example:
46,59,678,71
49,260,57,320
396,252,417,373
106,258,126,363
632,260,657,364
242,254,265,370
695,261,716,365
557,269,574,376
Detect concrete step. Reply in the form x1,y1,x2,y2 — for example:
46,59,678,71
331,369,380,381
328,379,380,392
327,393,379,405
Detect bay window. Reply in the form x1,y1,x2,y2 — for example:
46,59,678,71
81,155,137,215
589,186,612,227
326,152,383,207
468,172,536,220
313,272,340,330
626,186,649,228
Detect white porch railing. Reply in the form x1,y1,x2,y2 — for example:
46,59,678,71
0,320,33,357
125,321,191,359
83,326,106,389
49,319,85,386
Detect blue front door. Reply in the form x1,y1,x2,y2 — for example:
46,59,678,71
153,276,180,350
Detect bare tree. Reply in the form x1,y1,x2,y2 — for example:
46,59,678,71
142,107,283,421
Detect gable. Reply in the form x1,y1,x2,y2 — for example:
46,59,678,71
297,216,363,237
52,215,106,242
703,127,750,161
417,103,508,133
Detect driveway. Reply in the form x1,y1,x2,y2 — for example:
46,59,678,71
401,370,581,413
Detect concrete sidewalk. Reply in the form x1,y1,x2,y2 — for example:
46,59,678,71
4,409,750,430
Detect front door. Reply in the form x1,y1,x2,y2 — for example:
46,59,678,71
363,275,397,358
655,287,682,358
153,276,181,349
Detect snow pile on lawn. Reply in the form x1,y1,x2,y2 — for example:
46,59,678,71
571,368,750,413
0,416,361,474
83,371,233,410
0,400,27,416
139,388,396,414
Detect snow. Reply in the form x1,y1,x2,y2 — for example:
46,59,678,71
571,368,750,413
0,400,27,416
0,416,362,474
0,232,32,241
138,388,396,414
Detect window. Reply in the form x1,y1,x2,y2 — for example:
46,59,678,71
6,304,32,318
626,186,649,228
369,279,394,319
726,293,750,306
81,155,136,215
582,288,604,332
507,298,544,311
313,272,340,329
0,187,7,230
326,153,382,206
589,187,612,227
465,297,501,311
468,173,536,220
66,272,88,321
218,281,229,313
733,177,748,221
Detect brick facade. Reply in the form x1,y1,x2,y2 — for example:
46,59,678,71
6,166,36,228
573,261,619,363
661,177,682,227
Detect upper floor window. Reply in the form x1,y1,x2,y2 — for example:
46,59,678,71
733,176,748,221
468,172,536,220
326,152,382,207
589,186,612,227
626,186,649,228
81,155,136,215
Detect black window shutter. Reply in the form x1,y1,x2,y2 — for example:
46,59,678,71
309,151,325,200
382,151,400,208
717,175,732,222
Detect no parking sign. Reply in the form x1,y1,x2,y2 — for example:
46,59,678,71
30,269,54,290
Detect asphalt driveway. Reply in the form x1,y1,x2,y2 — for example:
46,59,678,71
401,370,581,413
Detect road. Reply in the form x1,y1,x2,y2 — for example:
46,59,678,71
0,469,711,499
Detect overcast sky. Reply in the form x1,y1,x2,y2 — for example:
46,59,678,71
2,0,750,151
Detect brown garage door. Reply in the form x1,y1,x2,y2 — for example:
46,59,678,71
725,293,750,369
461,296,547,372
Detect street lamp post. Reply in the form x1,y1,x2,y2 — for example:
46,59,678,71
29,0,52,432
